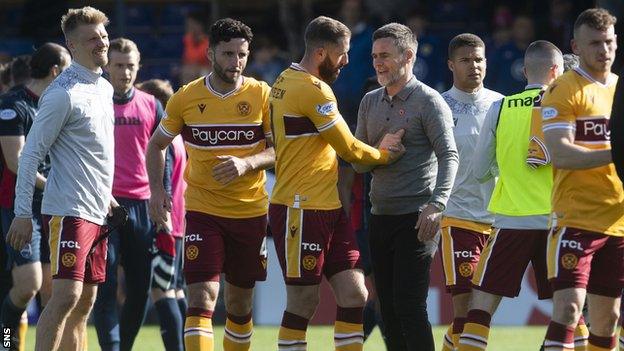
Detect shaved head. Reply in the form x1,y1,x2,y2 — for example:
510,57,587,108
524,40,563,81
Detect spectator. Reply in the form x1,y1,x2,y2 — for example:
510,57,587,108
180,11,211,84
9,55,32,88
406,11,446,91
246,36,289,85
333,0,376,217
539,0,574,52
486,15,535,94
0,63,11,93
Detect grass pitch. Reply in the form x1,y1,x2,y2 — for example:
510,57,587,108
25,325,547,350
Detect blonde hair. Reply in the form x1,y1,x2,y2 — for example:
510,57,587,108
109,38,141,61
61,6,109,37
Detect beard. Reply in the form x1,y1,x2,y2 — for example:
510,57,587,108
93,51,108,68
318,56,342,84
377,66,404,87
212,60,238,84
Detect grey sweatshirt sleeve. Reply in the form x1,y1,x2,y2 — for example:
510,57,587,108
14,88,71,218
352,95,375,174
423,95,459,206
472,99,502,183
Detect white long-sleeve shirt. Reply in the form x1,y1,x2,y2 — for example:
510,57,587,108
14,61,115,225
442,85,503,224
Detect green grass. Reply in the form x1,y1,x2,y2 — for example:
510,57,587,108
24,325,547,350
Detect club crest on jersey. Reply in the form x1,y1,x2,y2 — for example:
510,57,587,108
186,245,199,260
198,103,206,114
237,101,251,116
302,255,317,271
561,253,578,270
289,225,297,238
458,262,474,277
0,109,17,120
316,102,335,116
61,252,77,268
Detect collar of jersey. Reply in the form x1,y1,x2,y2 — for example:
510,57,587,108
573,66,617,88
70,61,103,83
289,63,308,73
204,73,243,99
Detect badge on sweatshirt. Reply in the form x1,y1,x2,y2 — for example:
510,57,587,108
0,109,17,120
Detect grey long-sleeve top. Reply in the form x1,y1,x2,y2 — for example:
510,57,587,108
353,76,459,215
14,61,115,225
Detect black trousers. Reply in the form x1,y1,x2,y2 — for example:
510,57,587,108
369,212,434,351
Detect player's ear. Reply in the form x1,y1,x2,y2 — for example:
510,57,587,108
570,39,579,55
315,46,326,61
404,48,415,65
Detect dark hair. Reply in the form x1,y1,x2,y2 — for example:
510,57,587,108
448,33,485,59
0,63,11,87
574,8,617,35
304,16,350,50
373,22,417,54
524,40,563,78
209,18,253,47
136,79,174,108
30,43,69,79
10,55,31,85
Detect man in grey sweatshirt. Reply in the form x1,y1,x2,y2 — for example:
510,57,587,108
353,23,458,351
6,7,115,351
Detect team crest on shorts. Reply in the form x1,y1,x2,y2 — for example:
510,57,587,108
186,245,199,260
302,255,317,271
561,253,578,270
61,253,77,268
458,262,474,277
237,101,251,116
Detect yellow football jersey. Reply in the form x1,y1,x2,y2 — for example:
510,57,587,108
160,75,271,218
269,63,389,210
541,67,624,236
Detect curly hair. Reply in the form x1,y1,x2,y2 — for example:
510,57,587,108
209,18,253,46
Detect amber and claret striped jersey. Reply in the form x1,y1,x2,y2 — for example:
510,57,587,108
541,67,624,236
160,75,271,218
270,63,389,210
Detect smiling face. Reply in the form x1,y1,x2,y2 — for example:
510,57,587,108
448,45,486,92
372,37,411,89
67,22,109,70
572,24,617,76
210,38,249,85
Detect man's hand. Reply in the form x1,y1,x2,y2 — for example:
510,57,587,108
149,188,172,229
416,203,443,242
7,217,33,251
212,155,251,185
379,129,407,163
108,197,120,216
379,129,405,152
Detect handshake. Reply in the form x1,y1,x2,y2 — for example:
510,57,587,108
379,129,406,163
